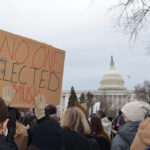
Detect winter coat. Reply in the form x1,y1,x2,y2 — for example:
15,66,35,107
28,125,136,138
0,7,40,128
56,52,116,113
146,147,150,150
14,121,28,150
63,128,100,150
111,121,140,150
95,136,111,150
32,117,65,150
102,117,112,137
0,134,18,150
130,118,150,150
0,108,18,150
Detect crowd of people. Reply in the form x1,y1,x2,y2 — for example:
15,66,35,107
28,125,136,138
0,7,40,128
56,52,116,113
0,86,150,150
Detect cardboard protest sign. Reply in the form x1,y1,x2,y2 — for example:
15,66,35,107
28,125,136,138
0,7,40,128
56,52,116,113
74,101,88,115
0,30,65,108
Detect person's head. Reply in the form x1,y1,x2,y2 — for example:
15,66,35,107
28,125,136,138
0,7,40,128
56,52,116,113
61,107,91,135
97,110,106,119
89,116,104,136
121,101,150,123
0,97,8,135
45,104,57,117
23,114,36,127
89,116,111,143
33,119,64,150
119,110,122,116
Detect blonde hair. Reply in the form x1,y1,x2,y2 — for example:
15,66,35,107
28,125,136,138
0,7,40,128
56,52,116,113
61,107,90,135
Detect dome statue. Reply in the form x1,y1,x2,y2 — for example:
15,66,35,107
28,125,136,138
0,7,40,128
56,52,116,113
99,56,126,90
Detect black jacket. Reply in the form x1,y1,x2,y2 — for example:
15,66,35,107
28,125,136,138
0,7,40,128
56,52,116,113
95,136,111,150
0,134,17,150
32,117,65,150
63,129,99,150
0,108,18,150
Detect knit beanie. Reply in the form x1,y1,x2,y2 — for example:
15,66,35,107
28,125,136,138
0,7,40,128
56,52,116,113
121,101,150,122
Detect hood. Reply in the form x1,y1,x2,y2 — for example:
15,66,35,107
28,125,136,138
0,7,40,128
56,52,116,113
118,121,140,145
138,118,150,146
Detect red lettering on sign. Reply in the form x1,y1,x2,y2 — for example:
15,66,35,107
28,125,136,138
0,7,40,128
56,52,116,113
15,40,30,64
0,36,15,61
13,84,40,103
51,51,65,74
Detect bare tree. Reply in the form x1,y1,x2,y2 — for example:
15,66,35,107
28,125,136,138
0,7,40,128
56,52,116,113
135,80,150,104
113,0,150,40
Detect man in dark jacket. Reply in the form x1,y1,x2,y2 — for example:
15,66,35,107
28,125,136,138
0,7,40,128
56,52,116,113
30,95,65,150
0,96,18,150
111,101,150,150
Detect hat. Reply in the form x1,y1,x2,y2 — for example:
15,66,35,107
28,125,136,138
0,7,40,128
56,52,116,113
121,101,150,122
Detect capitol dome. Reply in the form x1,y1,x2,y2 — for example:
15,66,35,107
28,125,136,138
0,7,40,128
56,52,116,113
99,56,126,90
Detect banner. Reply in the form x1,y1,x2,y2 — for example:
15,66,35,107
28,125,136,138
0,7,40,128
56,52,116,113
0,30,65,108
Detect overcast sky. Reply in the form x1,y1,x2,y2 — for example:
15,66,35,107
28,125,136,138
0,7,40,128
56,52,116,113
0,0,150,91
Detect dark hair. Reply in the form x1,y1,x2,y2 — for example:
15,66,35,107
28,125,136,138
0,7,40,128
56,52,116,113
13,108,21,121
88,113,96,118
119,110,122,116
108,117,113,122
98,111,106,118
90,116,111,144
0,97,8,123
45,105,57,117
23,114,36,127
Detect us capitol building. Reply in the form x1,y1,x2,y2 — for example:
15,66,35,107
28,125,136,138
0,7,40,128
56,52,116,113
60,56,137,117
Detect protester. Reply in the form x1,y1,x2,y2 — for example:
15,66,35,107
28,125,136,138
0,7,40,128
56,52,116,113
14,108,28,150
130,117,150,150
23,114,37,146
0,87,18,150
111,101,150,150
97,111,112,137
111,110,125,138
117,110,125,127
29,95,65,150
45,104,59,123
61,107,99,150
89,116,111,150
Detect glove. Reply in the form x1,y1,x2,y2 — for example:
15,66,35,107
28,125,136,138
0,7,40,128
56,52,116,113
2,87,15,106
35,95,46,119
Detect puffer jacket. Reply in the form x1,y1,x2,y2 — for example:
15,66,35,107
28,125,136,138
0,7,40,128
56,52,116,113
131,118,150,150
111,121,140,150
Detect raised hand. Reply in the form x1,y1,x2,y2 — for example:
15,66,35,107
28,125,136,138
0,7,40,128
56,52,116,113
35,95,46,119
2,87,15,106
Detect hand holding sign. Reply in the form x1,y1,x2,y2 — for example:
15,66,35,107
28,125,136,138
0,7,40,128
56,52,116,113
35,95,46,119
2,87,15,106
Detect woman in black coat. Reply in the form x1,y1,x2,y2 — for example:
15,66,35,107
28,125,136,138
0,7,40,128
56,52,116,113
61,107,99,150
89,116,111,150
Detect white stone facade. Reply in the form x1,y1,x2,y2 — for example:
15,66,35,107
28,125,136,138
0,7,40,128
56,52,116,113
60,56,137,117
